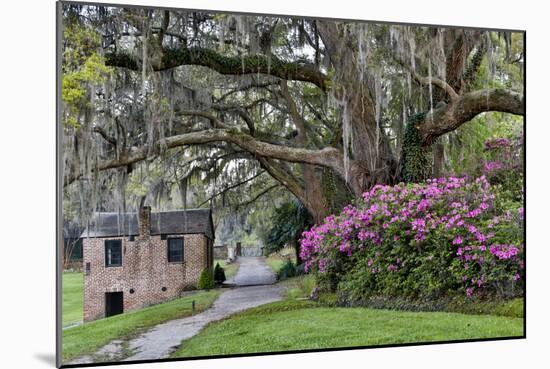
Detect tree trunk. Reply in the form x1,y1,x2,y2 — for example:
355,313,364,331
303,164,329,223
433,142,446,178
400,112,432,183
317,21,398,196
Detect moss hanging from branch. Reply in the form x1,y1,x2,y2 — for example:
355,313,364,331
105,47,328,90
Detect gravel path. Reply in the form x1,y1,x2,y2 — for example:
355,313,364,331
69,256,281,364
230,256,277,286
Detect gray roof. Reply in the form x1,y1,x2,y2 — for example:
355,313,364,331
81,208,214,240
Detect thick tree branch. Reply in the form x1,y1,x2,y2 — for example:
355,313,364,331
164,129,345,170
410,69,459,101
64,128,346,187
105,47,328,90
420,88,524,145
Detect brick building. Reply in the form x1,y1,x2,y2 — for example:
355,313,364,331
81,207,214,322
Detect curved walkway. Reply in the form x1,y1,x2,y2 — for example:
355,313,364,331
69,256,281,364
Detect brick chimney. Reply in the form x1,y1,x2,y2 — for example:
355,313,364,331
138,206,151,238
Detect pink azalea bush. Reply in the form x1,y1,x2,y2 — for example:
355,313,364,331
300,176,524,302
481,136,523,199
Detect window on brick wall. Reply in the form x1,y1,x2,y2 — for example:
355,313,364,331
168,237,184,262
105,240,122,267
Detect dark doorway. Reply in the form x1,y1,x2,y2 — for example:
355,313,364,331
105,292,123,317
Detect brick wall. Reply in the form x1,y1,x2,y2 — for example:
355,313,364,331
82,233,210,322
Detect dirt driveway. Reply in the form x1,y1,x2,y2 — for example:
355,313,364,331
69,256,281,364
229,256,278,286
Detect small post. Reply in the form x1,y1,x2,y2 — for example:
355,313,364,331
192,300,196,314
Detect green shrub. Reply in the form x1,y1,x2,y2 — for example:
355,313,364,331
197,268,215,290
277,259,303,281
214,263,226,284
333,294,523,318
317,292,339,306
282,275,317,299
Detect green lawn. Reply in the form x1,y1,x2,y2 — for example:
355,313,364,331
214,259,239,280
172,299,523,358
63,290,221,362
63,272,84,327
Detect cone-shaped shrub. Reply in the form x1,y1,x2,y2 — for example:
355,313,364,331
197,268,215,290
214,263,226,284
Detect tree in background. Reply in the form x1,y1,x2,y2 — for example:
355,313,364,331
60,5,524,236
263,200,312,264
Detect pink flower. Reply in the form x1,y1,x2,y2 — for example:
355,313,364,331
484,161,504,172
453,236,463,245
475,232,487,242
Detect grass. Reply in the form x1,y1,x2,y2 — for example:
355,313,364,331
63,272,84,327
63,289,221,362
278,274,317,299
265,255,285,274
265,247,297,275
448,297,524,318
214,259,239,280
172,298,523,358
